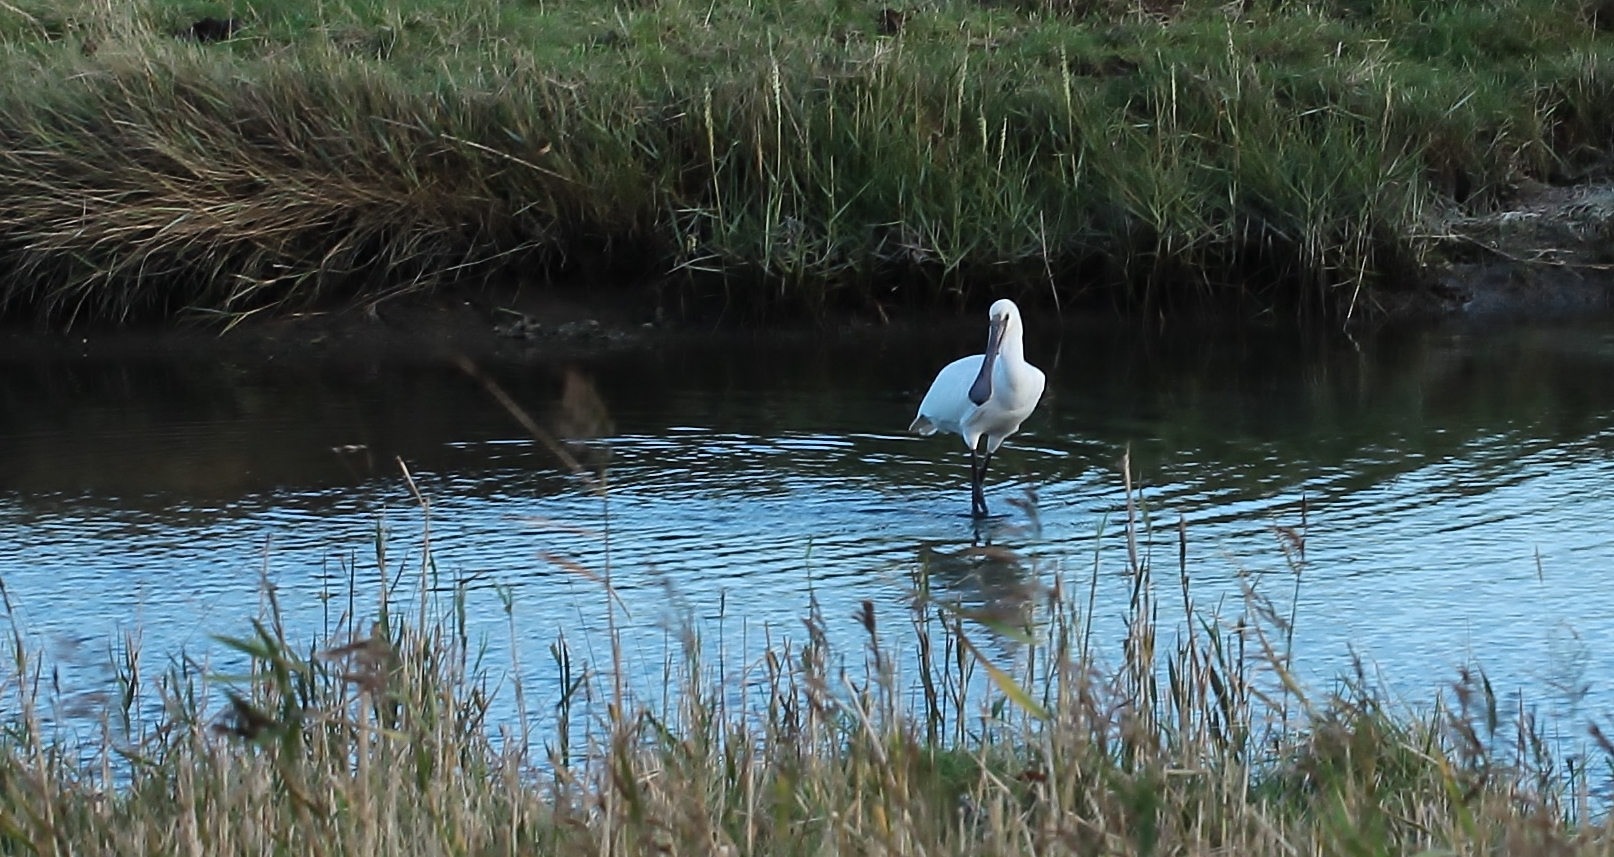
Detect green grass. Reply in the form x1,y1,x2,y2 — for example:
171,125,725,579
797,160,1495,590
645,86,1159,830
0,0,1612,322
0,462,1608,856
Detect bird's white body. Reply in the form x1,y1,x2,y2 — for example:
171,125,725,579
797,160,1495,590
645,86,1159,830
910,299,1045,516
910,353,1044,452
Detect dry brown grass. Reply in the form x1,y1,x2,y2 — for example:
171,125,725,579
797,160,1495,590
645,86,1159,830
0,456,1609,856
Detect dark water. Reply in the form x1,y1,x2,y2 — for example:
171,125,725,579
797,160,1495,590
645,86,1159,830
4,313,1614,737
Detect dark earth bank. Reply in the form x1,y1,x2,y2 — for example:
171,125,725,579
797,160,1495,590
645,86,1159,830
4,180,1613,361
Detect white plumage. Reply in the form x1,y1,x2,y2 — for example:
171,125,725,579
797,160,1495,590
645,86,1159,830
909,298,1046,517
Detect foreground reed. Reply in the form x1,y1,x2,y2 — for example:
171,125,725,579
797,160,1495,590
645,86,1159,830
0,0,1611,321
0,478,1607,856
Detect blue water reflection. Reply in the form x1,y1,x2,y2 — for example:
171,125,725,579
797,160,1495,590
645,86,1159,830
2,313,1613,741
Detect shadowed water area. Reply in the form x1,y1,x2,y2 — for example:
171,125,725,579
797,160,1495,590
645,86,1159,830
3,312,1614,737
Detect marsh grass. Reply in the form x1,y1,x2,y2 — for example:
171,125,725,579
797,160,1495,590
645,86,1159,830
0,0,1611,321
0,459,1610,855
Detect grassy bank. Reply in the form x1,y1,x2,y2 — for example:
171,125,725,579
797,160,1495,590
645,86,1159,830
0,484,1609,855
0,0,1612,322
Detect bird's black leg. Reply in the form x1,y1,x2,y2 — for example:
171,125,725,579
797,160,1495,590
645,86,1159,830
970,440,989,518
969,444,981,517
977,447,994,518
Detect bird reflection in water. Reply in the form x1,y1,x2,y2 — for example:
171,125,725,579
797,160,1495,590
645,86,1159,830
914,486,1046,626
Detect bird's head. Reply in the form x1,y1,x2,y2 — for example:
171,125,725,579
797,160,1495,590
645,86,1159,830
970,299,1021,406
988,298,1020,328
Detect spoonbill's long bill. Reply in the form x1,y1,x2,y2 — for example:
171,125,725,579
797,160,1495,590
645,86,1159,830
909,299,1046,518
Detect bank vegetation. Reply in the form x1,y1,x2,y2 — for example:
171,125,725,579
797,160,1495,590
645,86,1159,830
0,0,1612,322
0,476,1609,856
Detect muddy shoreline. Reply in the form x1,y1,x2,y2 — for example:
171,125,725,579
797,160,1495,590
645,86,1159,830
6,180,1614,364
0,270,1605,366
0,277,962,365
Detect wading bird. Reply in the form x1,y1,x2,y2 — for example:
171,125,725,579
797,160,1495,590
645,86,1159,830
909,299,1046,518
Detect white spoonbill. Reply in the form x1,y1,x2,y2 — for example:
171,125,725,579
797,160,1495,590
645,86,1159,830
909,298,1046,518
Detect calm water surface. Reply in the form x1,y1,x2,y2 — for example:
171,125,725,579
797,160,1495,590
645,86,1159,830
4,313,1614,737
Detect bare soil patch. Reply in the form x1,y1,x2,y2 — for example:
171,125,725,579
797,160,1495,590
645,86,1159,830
1424,181,1614,315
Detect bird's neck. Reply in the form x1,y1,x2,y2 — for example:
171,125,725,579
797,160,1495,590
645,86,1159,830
995,330,1026,366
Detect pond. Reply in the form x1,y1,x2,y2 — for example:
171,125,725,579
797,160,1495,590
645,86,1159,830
2,310,1614,741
